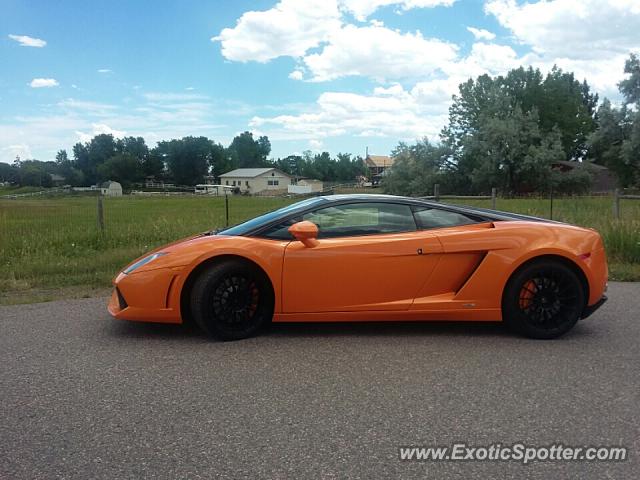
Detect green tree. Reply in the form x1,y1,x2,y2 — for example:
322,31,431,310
227,131,271,167
589,53,640,187
70,134,117,184
0,162,18,183
209,142,234,177
383,139,449,196
72,143,90,183
618,53,640,106
15,160,53,187
588,100,633,185
156,136,213,185
143,150,166,179
116,136,148,161
55,149,84,186
97,153,143,188
443,66,598,164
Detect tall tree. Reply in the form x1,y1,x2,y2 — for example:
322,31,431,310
0,162,18,183
618,53,640,106
384,139,450,196
227,131,271,168
98,153,142,187
156,136,213,186
209,142,234,177
443,66,598,163
56,149,84,186
589,53,640,187
588,100,633,184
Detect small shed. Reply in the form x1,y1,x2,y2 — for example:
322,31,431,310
100,181,123,197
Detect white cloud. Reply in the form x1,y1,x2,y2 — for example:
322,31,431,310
340,0,456,21
76,123,126,143
249,40,527,144
309,139,323,149
97,68,112,73
57,98,118,116
445,42,519,79
2,144,33,161
143,92,208,102
302,24,458,81
467,26,495,41
485,0,640,96
0,88,233,162
288,70,304,80
250,86,447,142
212,0,342,62
8,34,46,47
486,0,640,59
29,78,59,88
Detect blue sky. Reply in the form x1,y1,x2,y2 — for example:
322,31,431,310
1,0,638,164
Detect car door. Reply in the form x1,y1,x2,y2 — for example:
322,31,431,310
408,205,496,308
280,202,443,313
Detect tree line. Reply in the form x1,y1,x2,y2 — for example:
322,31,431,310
0,130,367,188
384,54,640,196
3,54,639,194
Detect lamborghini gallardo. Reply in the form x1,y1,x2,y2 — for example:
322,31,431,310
108,194,608,340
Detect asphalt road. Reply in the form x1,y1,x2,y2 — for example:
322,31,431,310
0,283,638,479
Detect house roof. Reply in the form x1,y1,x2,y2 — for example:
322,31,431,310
365,155,394,168
100,181,121,188
220,168,290,178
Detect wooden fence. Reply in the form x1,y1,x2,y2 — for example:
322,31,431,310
421,185,639,220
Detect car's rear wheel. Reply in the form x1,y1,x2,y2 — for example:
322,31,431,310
190,259,274,340
502,260,585,339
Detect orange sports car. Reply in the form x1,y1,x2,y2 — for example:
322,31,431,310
108,194,608,340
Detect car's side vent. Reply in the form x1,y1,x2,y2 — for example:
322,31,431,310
455,251,488,294
115,287,128,310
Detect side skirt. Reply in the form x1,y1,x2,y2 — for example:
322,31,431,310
272,309,502,323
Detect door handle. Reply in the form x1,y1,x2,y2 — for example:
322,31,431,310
417,248,423,255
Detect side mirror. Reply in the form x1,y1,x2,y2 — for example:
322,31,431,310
288,221,319,248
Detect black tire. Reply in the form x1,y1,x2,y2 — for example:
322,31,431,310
190,259,274,340
502,260,585,339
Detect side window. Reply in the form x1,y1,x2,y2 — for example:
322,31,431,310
303,202,416,238
260,216,302,240
413,207,480,229
259,202,417,240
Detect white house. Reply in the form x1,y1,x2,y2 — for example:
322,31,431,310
100,181,123,196
219,168,292,194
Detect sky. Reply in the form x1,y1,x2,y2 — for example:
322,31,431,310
1,0,639,164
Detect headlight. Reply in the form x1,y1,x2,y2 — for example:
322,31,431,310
123,252,167,274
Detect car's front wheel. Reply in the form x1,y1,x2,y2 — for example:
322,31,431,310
190,259,274,340
502,260,585,339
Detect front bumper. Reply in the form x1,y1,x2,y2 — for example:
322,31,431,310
107,267,184,324
581,295,607,320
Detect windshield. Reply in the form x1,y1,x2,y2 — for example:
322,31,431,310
218,197,328,236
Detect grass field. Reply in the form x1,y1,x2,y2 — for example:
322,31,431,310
0,194,638,304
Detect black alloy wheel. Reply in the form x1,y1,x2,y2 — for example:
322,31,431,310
503,260,585,339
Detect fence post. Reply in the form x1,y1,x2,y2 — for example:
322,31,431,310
433,183,440,202
96,196,105,233
224,191,229,227
491,187,497,209
613,188,620,219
